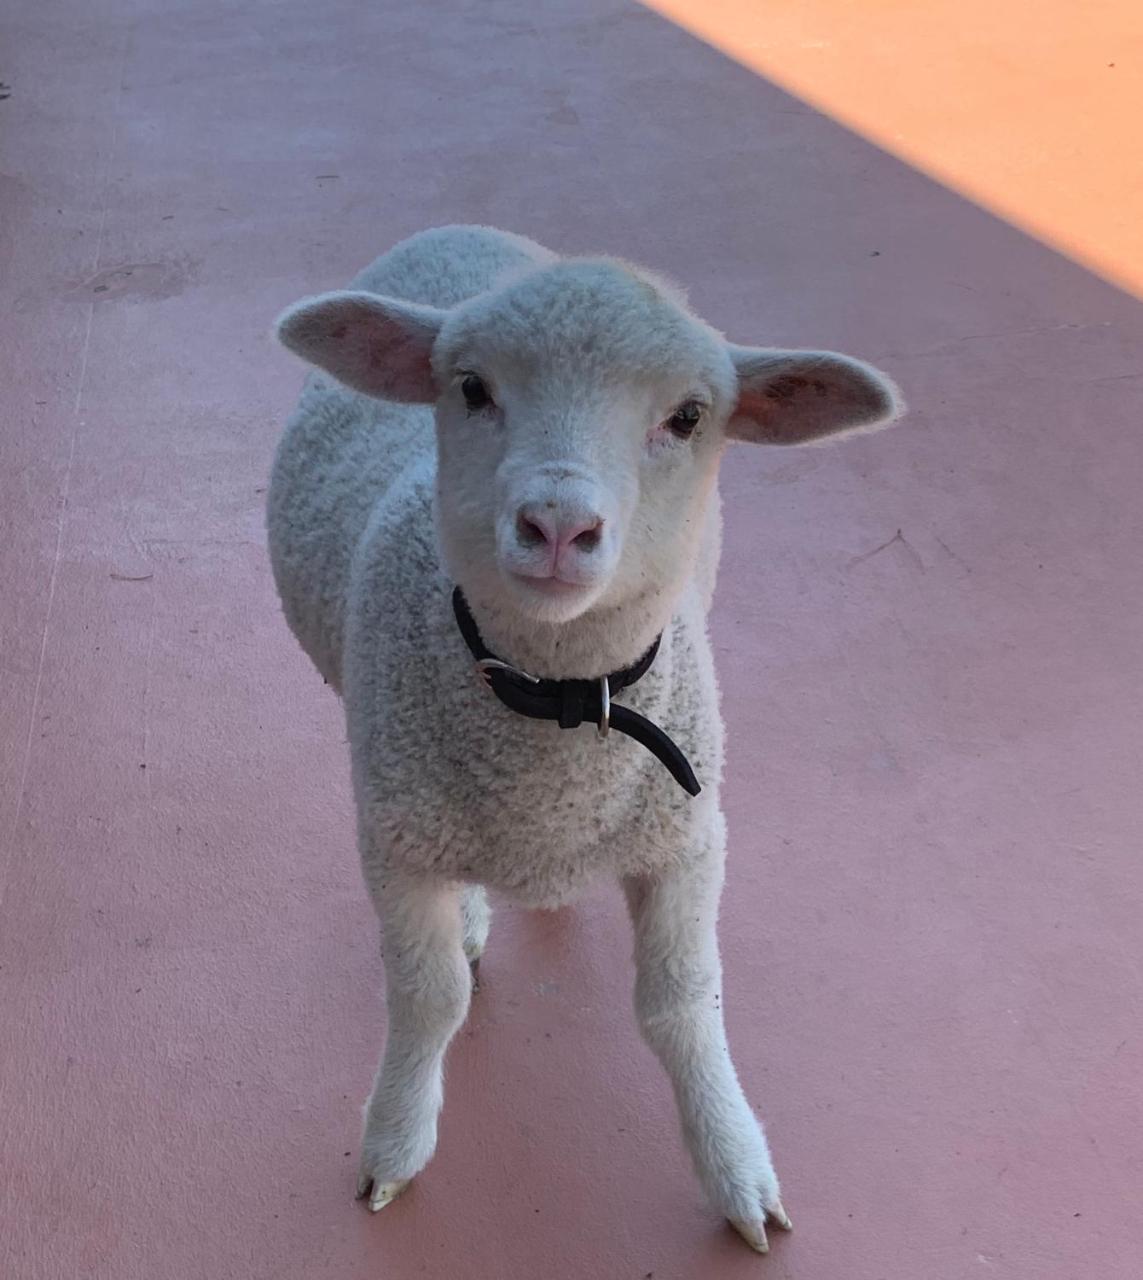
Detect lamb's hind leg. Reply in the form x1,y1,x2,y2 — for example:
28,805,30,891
357,871,471,1211
461,885,490,989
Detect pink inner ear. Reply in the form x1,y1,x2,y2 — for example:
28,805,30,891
736,373,832,444
736,384,788,437
368,325,435,400
763,374,828,403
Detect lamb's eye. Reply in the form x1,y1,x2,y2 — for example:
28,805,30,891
667,400,703,438
461,373,493,413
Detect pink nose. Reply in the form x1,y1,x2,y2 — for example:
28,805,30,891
515,506,604,557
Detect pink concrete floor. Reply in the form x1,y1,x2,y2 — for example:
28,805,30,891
3,2,1142,1278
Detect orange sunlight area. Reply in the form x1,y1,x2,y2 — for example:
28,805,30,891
643,0,1143,297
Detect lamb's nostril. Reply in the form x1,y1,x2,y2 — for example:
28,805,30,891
572,522,603,552
515,511,551,549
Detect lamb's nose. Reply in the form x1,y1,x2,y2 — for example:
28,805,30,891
515,506,604,554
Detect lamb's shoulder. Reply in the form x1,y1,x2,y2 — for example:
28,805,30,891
343,502,722,905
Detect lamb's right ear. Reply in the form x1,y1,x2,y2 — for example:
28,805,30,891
275,291,446,402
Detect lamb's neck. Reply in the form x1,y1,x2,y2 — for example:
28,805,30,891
465,586,684,682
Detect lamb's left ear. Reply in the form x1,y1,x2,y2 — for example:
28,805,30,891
275,290,446,402
727,345,903,445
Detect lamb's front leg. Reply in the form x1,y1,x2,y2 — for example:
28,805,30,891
624,852,791,1254
357,872,471,1211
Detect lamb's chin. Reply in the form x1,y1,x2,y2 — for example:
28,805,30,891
502,572,601,624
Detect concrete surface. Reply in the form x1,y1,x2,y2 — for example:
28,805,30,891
647,0,1143,296
1,1,1140,1277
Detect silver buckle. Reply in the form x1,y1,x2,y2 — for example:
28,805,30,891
474,657,541,690
597,675,610,739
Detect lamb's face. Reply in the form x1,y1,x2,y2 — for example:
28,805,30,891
431,263,738,624
276,247,902,631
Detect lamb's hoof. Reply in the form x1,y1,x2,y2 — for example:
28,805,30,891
731,1219,770,1254
729,1202,792,1255
769,1201,793,1232
356,1173,410,1212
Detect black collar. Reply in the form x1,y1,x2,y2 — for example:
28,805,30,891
451,588,701,797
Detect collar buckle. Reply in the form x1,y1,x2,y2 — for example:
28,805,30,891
474,657,541,691
597,675,610,740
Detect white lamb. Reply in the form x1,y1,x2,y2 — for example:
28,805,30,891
268,225,901,1254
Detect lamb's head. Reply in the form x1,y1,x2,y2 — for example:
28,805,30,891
277,258,902,625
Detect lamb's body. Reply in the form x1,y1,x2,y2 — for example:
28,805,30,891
269,227,722,907
268,225,900,1251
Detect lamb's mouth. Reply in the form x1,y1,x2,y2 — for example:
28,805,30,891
509,571,589,595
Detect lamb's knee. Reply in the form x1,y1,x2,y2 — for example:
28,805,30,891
387,948,471,1041
633,950,722,1047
